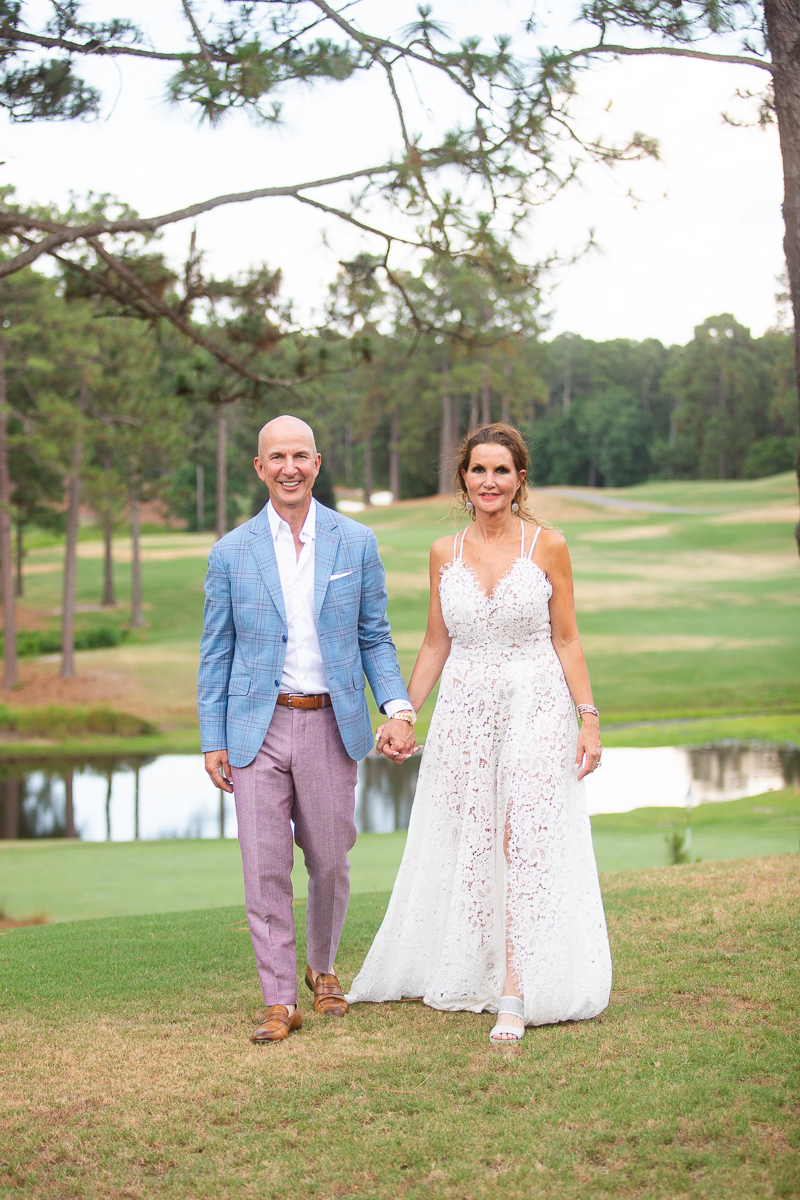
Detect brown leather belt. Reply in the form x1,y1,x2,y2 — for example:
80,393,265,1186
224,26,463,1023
276,693,332,710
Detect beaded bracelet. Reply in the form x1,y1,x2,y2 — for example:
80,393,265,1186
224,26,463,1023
576,704,600,721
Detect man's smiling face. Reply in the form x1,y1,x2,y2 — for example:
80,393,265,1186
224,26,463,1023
254,415,321,516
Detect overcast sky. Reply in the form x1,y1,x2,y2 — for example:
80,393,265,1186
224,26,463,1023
2,1,785,346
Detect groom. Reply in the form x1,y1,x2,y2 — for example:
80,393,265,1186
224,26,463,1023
199,415,415,1044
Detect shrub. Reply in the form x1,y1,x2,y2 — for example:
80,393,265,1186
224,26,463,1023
0,705,156,739
0,626,129,658
742,436,796,479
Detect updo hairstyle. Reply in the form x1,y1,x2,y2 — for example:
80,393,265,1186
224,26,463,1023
453,423,541,525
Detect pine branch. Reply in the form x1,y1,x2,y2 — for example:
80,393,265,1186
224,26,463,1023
571,42,772,73
0,27,204,64
180,1,215,69
0,165,395,277
79,238,304,393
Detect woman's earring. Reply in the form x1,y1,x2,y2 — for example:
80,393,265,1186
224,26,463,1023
465,500,474,511
511,502,520,513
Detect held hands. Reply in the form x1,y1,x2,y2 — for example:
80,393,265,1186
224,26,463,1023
575,714,602,781
375,718,416,764
205,749,234,793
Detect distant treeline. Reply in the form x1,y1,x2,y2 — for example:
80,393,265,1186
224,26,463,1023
307,314,797,504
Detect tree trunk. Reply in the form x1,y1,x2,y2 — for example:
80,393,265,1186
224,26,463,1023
439,378,454,495
765,0,800,555
469,391,479,430
101,509,115,606
363,434,373,506
4,777,19,839
389,410,400,501
64,769,75,838
15,520,23,598
215,404,227,541
130,494,144,628
481,362,491,424
105,767,113,841
196,462,204,532
0,339,17,689
60,393,84,680
501,360,511,423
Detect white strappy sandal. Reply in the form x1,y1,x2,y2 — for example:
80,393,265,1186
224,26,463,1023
489,995,526,1043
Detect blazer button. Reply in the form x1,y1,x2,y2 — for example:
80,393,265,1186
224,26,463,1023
274,679,280,687
282,634,287,642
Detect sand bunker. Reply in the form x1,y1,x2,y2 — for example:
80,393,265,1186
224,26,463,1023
712,505,799,525
579,524,673,543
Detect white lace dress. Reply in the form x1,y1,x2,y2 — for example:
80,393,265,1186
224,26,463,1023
347,524,612,1026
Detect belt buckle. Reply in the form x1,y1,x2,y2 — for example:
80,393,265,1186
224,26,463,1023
285,693,306,708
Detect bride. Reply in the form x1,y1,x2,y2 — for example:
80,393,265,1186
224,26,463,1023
348,423,612,1042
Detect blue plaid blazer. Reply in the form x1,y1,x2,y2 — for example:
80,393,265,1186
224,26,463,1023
197,501,410,766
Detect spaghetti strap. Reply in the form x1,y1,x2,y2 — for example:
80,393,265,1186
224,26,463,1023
528,525,542,560
452,533,459,562
458,529,468,560
519,519,525,557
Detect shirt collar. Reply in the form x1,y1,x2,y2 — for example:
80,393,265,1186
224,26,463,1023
266,497,317,544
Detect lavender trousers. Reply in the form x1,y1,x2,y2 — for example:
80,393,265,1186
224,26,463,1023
231,704,359,1006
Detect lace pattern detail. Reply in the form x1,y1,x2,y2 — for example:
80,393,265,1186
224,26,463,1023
347,553,612,1026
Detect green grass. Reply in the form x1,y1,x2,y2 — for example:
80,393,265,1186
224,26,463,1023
0,854,798,1199
602,713,800,747
0,831,408,923
591,787,800,872
2,792,797,924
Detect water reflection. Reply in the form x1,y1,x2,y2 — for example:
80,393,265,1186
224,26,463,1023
0,742,798,841
584,742,800,815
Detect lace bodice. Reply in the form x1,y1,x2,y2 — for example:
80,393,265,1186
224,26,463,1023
347,520,612,1026
441,523,553,659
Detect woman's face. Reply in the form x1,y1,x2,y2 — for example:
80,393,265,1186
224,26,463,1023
462,444,524,517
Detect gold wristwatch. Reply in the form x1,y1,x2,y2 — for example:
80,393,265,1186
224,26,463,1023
392,709,417,726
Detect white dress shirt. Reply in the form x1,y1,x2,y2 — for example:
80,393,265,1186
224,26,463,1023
266,499,409,718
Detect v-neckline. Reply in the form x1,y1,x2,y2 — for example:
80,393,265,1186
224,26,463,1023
453,555,548,603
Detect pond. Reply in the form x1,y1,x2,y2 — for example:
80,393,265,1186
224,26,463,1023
1,742,798,842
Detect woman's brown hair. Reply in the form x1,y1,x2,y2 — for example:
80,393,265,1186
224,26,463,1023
453,423,541,525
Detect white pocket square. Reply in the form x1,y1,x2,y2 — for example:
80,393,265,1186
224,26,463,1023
329,571,353,580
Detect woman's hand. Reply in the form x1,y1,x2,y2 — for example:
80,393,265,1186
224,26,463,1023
576,716,602,780
375,718,416,763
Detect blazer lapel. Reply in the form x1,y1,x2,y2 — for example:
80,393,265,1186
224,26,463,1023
248,505,287,624
314,504,341,620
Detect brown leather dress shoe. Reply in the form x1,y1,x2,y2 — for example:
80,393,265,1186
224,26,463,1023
305,965,348,1016
250,1004,302,1044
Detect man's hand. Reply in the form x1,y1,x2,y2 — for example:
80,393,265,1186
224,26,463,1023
375,718,416,764
205,749,234,793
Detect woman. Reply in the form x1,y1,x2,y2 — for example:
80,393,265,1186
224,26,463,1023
347,423,612,1042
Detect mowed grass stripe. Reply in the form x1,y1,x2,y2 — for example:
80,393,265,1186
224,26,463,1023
0,855,798,1199
1,791,797,923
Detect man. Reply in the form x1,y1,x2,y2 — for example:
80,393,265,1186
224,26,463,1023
199,415,416,1044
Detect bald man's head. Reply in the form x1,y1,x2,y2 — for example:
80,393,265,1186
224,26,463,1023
254,414,321,517
258,415,316,460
